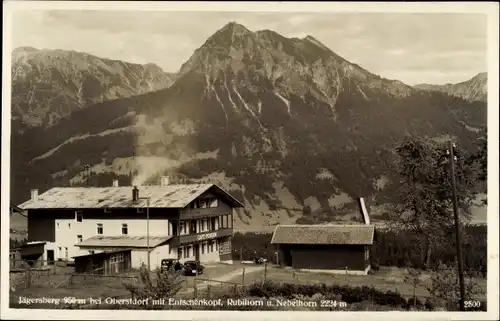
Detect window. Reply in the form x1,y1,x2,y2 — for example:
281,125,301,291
179,222,185,234
122,223,128,235
184,247,189,258
75,211,83,222
215,240,218,251
365,247,369,260
77,235,83,243
201,243,205,254
202,219,207,231
210,217,216,231
210,241,214,252
177,248,182,259
187,246,192,257
200,199,208,208
209,198,219,208
111,253,124,263
97,223,103,235
190,221,197,234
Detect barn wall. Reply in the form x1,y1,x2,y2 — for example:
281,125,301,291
282,244,368,271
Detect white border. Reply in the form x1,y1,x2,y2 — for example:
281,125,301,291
1,1,499,320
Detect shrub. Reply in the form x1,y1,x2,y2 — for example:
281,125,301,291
122,263,185,309
246,281,409,309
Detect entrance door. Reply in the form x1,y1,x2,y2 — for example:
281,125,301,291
194,244,200,261
46,250,55,265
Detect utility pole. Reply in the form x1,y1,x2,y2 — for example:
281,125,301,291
448,140,466,311
84,164,91,186
139,197,151,271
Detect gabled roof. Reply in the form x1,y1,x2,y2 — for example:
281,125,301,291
18,183,244,210
10,204,27,218
271,224,375,245
76,235,173,248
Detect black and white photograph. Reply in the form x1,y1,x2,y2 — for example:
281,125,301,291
1,1,498,320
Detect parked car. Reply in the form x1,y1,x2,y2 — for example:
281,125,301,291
160,259,182,273
254,257,268,265
183,260,204,276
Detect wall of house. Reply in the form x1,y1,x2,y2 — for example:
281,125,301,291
26,208,178,262
150,244,174,270
54,215,172,261
179,192,233,221
27,213,55,242
280,244,368,271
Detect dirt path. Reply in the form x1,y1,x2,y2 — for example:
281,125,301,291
181,265,265,293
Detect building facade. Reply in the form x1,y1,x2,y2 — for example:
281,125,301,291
18,178,243,270
271,224,375,275
73,249,132,275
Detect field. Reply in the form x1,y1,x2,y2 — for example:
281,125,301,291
239,265,487,302
9,262,251,308
10,260,486,310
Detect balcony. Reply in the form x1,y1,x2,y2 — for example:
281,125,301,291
170,228,233,247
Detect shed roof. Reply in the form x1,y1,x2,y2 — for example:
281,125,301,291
76,235,173,248
18,183,244,210
72,248,132,259
271,224,375,245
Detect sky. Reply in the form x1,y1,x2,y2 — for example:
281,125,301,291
9,9,488,85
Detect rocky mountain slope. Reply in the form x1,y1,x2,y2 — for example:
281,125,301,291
11,47,175,128
414,72,487,102
10,22,487,231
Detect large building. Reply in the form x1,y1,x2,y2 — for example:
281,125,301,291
270,198,375,275
18,177,244,270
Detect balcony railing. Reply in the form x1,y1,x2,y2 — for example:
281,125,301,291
170,228,233,247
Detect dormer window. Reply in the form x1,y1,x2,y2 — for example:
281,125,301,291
75,211,83,222
209,198,219,208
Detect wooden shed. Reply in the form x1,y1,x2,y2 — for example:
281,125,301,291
271,224,375,275
73,249,132,275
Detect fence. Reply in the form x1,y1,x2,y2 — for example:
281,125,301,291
192,277,244,299
9,259,138,291
64,272,138,289
9,259,75,290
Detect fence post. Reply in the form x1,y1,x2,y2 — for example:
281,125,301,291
26,270,31,288
241,268,246,286
234,284,238,296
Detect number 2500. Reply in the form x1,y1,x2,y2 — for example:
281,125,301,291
464,301,481,308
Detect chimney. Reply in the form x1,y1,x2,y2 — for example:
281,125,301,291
160,176,170,186
132,186,139,202
31,189,38,201
359,197,370,225
112,179,119,187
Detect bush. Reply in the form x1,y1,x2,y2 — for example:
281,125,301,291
122,263,185,309
246,281,410,309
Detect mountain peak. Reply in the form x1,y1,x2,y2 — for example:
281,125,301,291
215,21,252,38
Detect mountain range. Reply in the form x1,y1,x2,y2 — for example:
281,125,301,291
11,46,175,128
415,72,487,103
9,22,487,231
